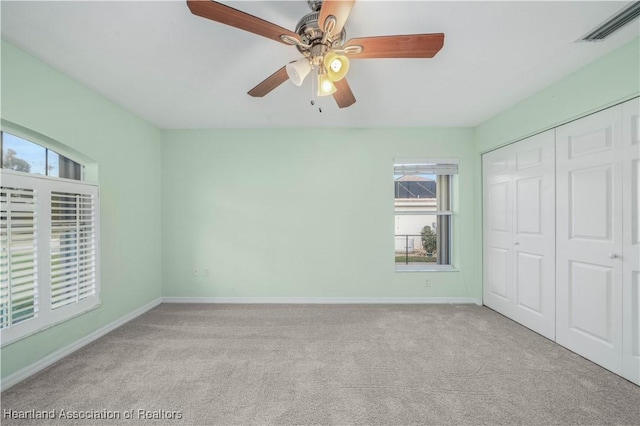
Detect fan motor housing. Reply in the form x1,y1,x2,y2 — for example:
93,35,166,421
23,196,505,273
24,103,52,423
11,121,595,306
294,11,346,56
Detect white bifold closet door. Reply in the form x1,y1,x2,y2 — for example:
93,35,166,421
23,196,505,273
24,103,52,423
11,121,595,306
556,106,624,374
622,100,639,384
483,130,556,340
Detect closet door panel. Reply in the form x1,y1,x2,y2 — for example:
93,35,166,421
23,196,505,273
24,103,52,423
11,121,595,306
512,132,555,338
483,130,555,339
483,147,514,312
515,252,543,313
487,245,510,300
556,106,623,374
622,98,640,385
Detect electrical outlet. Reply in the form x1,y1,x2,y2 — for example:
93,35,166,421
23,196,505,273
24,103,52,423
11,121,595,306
425,279,431,288
193,268,199,277
204,268,210,277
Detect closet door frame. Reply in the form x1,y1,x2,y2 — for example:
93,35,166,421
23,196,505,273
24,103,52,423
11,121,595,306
622,99,640,385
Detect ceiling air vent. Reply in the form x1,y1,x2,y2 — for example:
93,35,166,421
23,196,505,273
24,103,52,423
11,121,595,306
580,1,640,42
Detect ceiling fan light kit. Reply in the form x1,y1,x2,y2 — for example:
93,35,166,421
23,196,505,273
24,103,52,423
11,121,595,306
317,71,338,96
187,0,445,108
285,58,312,87
324,51,349,82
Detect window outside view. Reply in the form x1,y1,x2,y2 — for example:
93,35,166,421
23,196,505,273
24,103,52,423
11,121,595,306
394,173,439,266
1,132,81,180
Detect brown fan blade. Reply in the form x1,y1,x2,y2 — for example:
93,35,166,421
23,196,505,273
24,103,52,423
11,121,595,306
343,33,444,59
187,0,300,45
248,66,289,97
319,0,355,36
332,78,356,108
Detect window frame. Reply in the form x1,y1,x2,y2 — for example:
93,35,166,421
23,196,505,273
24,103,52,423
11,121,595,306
1,131,84,180
1,169,101,347
394,158,458,272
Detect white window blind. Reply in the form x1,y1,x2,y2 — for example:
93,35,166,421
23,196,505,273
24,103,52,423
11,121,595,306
0,170,100,346
394,162,459,176
0,187,38,329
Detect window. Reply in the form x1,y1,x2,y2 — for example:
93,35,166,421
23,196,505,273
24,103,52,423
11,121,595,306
1,138,99,346
1,132,82,180
394,160,457,271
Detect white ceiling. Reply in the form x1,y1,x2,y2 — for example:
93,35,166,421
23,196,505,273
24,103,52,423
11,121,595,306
1,1,638,129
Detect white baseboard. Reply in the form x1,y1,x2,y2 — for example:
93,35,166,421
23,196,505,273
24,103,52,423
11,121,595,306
1,297,162,392
163,297,482,305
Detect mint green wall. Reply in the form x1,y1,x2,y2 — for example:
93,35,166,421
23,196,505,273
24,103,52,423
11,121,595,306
0,41,163,378
475,37,640,153
161,128,478,299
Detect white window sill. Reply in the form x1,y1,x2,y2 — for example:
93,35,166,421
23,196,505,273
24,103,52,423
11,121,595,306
395,264,458,272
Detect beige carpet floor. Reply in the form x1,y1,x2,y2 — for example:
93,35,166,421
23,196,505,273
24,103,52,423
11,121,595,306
1,304,639,425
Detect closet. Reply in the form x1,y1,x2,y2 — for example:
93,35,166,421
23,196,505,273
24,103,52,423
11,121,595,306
482,98,639,385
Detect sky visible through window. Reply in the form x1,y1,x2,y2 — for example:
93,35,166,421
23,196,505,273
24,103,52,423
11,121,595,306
2,133,58,176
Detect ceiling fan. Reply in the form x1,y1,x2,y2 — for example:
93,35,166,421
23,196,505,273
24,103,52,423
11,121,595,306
187,0,445,108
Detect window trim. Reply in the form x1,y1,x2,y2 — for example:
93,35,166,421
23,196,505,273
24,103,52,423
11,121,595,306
394,159,457,272
1,131,84,180
1,169,101,347
1,120,97,183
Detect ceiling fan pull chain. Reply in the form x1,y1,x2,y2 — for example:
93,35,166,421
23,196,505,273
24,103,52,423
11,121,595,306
308,70,322,113
310,66,317,107
313,70,322,113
